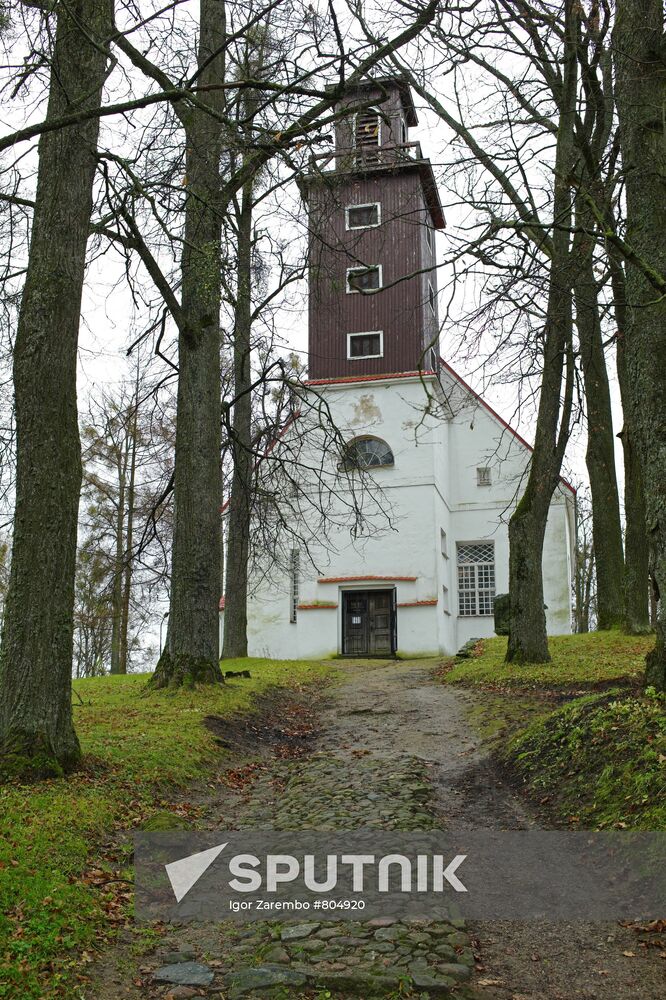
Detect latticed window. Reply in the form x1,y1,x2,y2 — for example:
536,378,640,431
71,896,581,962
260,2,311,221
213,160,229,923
457,542,495,616
340,436,394,471
289,549,300,623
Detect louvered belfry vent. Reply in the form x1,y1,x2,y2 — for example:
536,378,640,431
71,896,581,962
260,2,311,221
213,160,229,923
303,76,446,380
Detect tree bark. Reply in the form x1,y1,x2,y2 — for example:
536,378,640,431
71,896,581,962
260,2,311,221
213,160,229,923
222,181,253,659
572,205,625,630
149,0,225,688
610,257,651,634
506,0,578,664
0,0,112,775
614,0,666,688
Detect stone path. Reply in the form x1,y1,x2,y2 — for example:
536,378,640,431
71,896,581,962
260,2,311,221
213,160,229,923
88,660,666,1000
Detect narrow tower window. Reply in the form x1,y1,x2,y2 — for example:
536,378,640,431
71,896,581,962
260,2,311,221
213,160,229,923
355,107,380,148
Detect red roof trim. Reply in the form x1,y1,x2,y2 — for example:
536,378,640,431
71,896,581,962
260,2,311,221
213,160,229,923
439,359,577,496
318,575,417,584
397,599,438,607
219,596,225,610
297,603,338,610
305,371,435,387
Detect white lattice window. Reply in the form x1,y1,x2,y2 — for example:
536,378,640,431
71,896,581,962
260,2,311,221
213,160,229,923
289,549,300,623
457,542,495,616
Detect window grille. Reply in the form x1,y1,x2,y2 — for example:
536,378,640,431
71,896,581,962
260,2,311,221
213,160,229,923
477,467,492,487
340,436,394,471
289,549,300,623
457,542,495,616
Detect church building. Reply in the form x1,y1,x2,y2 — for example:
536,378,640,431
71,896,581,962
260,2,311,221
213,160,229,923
220,76,575,659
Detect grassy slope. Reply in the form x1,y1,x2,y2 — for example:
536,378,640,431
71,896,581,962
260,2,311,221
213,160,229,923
0,659,335,1000
444,631,653,689
441,631,666,831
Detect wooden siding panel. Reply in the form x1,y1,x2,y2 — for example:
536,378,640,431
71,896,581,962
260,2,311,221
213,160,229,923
307,168,439,379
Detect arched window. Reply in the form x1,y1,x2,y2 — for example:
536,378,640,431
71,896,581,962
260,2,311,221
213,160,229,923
340,436,394,471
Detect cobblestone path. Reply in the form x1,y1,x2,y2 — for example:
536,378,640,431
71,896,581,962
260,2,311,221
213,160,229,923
88,660,666,1000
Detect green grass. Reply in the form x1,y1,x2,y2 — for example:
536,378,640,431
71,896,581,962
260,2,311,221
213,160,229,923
442,630,654,690
505,690,666,830
0,659,335,1000
440,631,666,831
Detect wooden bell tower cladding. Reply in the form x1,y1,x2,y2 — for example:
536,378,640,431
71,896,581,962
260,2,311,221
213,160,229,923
302,76,445,381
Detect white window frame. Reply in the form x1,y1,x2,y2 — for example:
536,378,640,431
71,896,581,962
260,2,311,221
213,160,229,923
425,224,433,251
428,280,436,315
457,541,496,617
346,264,383,294
345,202,381,231
346,331,384,360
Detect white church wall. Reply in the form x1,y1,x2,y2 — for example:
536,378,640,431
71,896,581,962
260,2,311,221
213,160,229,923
223,372,575,660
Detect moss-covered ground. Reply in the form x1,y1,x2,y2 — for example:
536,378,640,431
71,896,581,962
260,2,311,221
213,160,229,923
0,660,336,1000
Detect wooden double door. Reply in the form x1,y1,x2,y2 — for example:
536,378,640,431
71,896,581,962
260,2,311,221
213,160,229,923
342,589,396,656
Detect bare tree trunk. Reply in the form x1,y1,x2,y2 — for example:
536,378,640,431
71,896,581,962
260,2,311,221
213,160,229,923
222,181,253,659
506,0,578,664
609,257,651,634
0,0,112,775
119,396,138,674
614,0,666,689
149,0,225,688
573,205,625,630
110,454,126,674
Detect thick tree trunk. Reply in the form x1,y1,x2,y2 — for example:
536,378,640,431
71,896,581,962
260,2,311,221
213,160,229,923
149,0,225,689
506,1,578,663
610,258,651,634
573,212,625,630
0,0,112,776
222,182,253,659
614,0,666,689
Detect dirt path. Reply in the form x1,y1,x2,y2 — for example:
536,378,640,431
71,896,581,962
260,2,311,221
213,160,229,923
85,659,665,1000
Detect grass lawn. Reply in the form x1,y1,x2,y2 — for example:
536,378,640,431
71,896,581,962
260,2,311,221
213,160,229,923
442,630,654,690
0,659,335,1000
439,630,666,832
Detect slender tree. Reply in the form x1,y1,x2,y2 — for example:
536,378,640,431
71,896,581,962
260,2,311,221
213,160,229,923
0,0,113,774
613,0,666,688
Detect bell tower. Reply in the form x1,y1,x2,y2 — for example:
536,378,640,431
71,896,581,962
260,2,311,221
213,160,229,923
302,76,445,381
